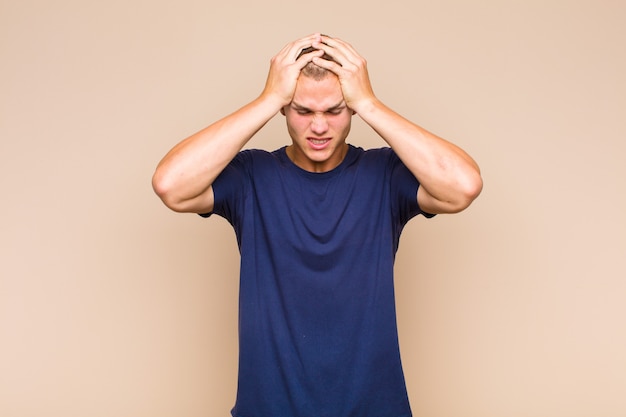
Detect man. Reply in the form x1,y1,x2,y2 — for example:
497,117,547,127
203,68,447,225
153,34,482,417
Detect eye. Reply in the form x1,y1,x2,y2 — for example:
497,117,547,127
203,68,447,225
296,110,312,115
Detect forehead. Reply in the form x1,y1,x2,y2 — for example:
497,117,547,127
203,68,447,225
292,75,344,110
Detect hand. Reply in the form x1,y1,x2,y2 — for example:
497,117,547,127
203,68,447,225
310,36,377,113
261,34,325,107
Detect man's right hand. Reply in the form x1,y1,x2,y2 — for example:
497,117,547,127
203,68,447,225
153,34,325,215
261,33,325,107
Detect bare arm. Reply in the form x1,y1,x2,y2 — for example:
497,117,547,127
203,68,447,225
312,36,483,214
152,34,325,213
152,95,281,213
351,99,483,214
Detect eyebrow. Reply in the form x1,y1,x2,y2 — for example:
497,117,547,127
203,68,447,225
291,101,346,112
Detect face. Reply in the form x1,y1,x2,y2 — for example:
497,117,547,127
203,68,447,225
282,74,353,172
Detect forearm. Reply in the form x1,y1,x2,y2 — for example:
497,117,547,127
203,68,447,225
153,35,326,213
152,93,283,211
356,98,482,213
307,35,481,213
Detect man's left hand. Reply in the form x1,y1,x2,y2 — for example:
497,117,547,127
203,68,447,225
310,36,377,113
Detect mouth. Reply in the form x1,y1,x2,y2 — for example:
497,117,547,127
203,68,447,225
307,137,331,150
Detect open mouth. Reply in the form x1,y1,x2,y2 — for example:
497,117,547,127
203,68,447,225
308,138,331,149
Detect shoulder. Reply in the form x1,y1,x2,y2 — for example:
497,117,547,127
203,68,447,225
364,146,398,159
348,146,400,170
225,148,284,172
235,148,275,162
352,145,396,159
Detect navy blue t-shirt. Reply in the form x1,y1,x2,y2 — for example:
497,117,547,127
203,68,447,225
207,144,433,417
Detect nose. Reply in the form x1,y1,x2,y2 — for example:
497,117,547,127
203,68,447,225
310,112,328,134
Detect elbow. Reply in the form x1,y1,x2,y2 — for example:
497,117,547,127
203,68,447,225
454,171,483,212
439,171,483,214
466,169,484,201
152,166,212,214
152,168,183,212
421,172,483,215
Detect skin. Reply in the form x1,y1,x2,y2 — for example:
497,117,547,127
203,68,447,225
152,33,483,215
281,74,352,173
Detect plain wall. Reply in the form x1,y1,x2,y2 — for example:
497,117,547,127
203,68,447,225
1,1,625,416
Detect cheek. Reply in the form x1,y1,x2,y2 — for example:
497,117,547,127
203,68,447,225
288,115,311,132
330,115,351,132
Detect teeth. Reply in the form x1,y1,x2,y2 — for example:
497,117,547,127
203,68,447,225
310,139,328,145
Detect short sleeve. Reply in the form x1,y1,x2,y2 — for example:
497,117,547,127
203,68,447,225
199,150,255,224
388,150,436,223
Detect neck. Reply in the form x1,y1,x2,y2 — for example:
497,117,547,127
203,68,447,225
285,143,349,173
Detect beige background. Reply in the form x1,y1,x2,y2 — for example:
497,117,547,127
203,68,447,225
1,1,625,416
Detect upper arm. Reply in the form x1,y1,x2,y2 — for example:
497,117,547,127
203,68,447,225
178,185,215,214
152,172,215,214
417,186,448,214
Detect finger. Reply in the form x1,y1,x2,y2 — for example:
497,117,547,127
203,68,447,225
284,33,322,61
317,36,361,66
313,44,361,76
271,34,318,64
321,35,359,55
311,54,344,75
312,41,356,69
294,48,325,69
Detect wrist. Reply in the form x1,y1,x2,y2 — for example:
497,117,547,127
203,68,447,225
259,90,291,112
350,96,381,117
